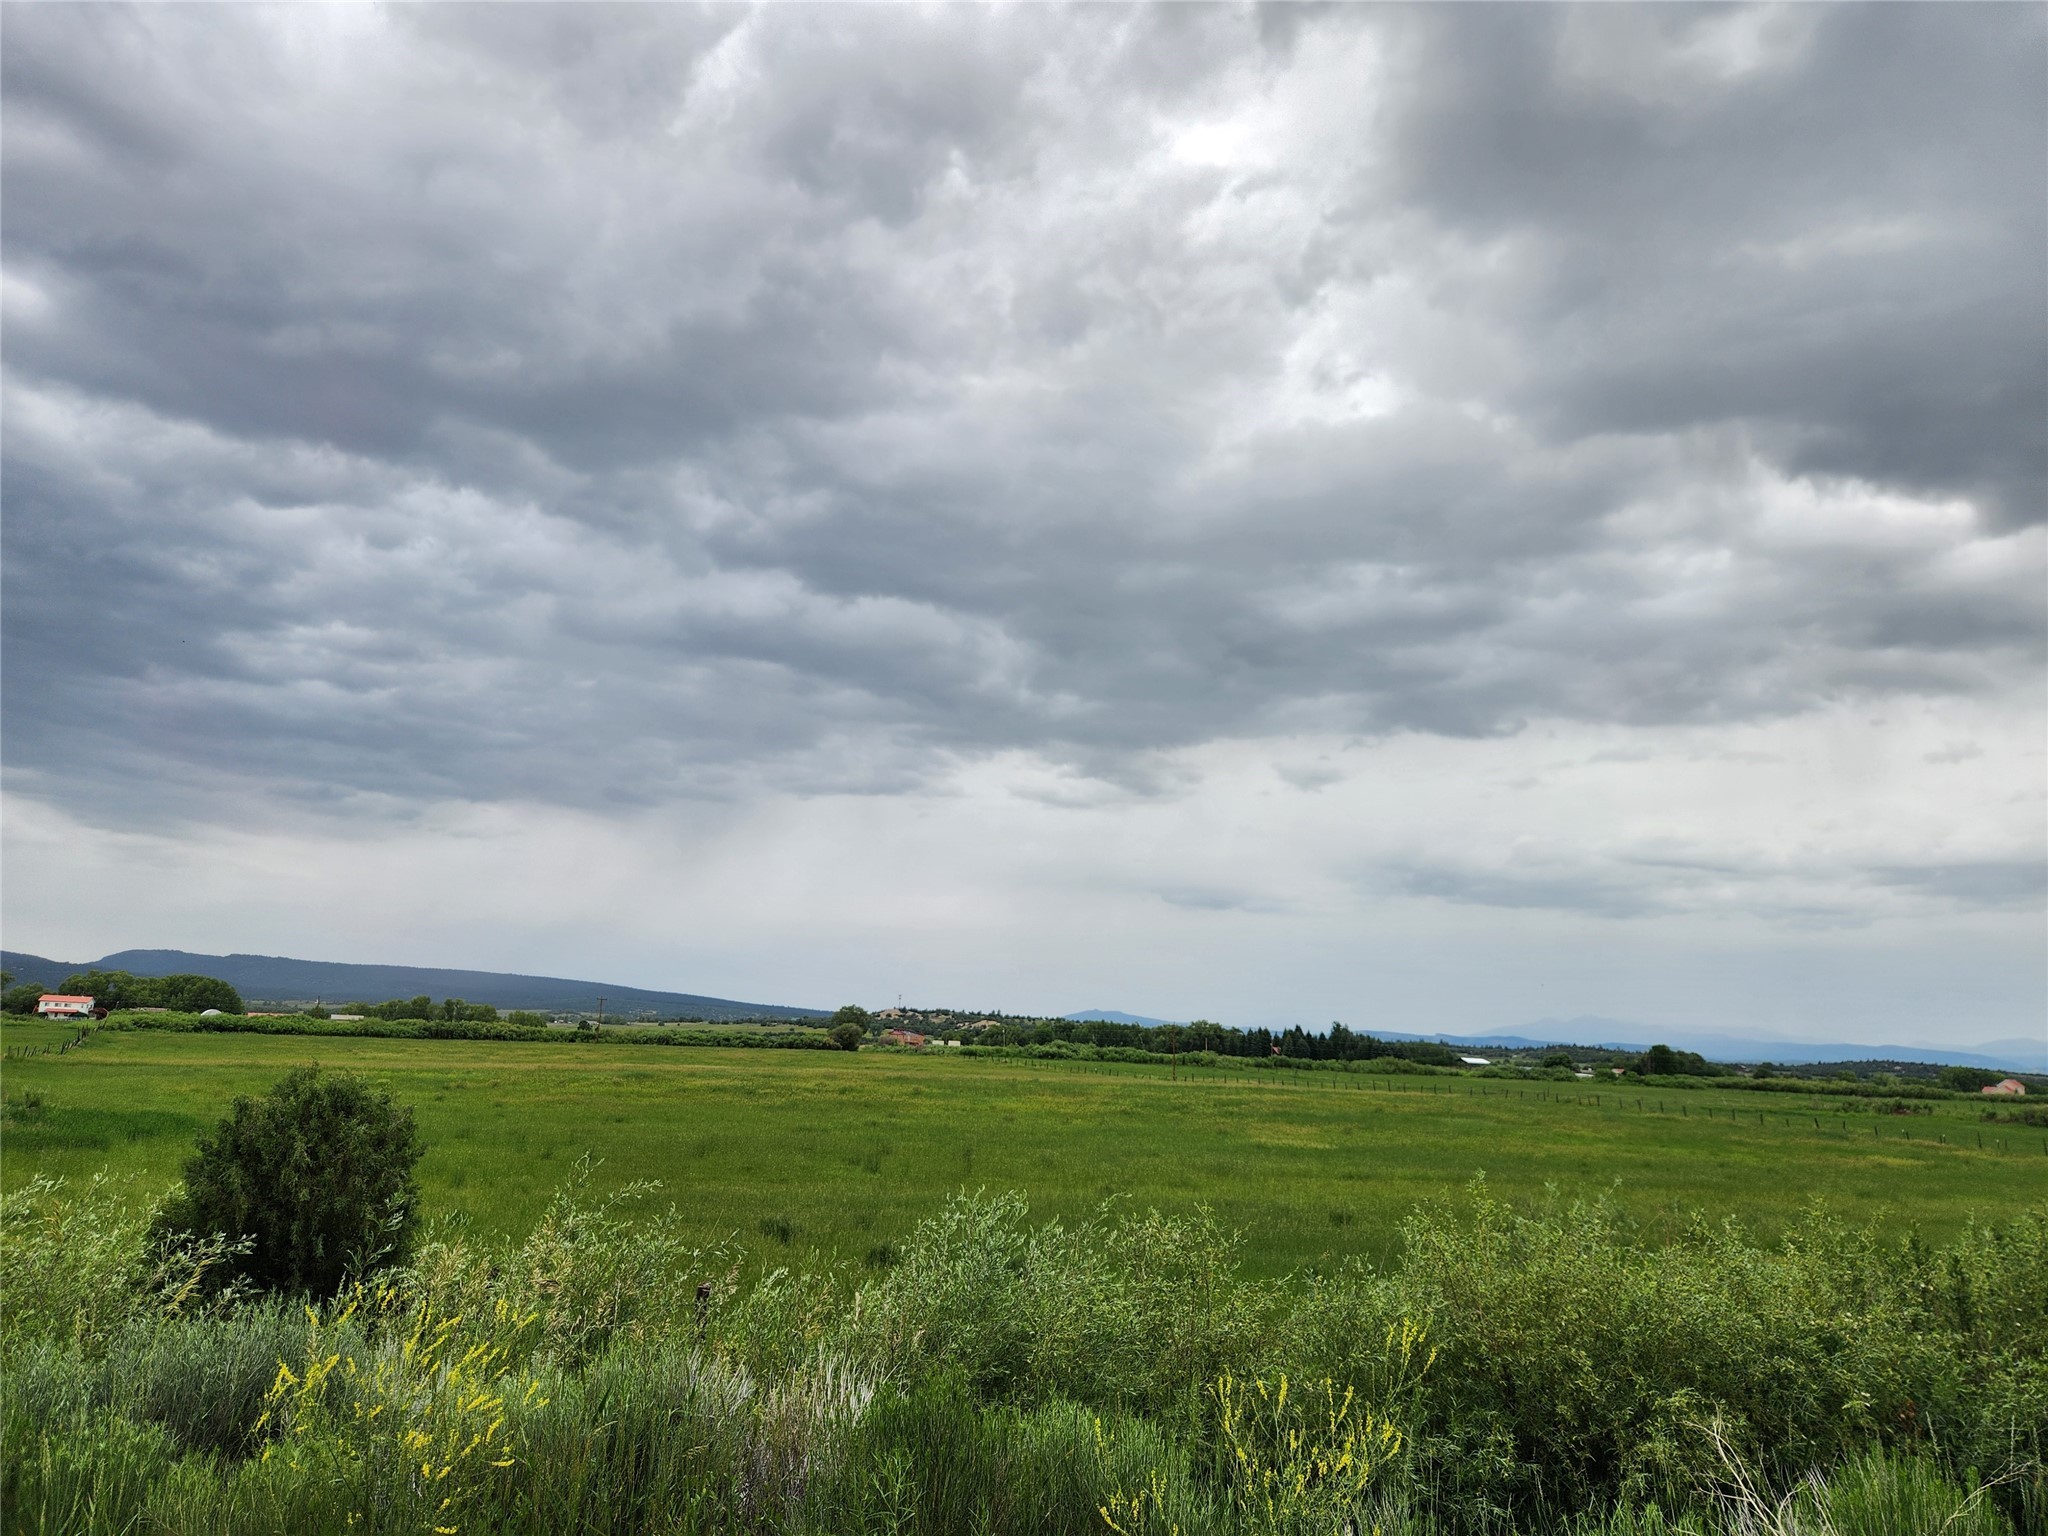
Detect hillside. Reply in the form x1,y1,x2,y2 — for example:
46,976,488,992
0,948,824,1022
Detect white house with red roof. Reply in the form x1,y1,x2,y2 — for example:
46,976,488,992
36,994,95,1018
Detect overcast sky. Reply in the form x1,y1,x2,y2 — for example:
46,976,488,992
4,4,2043,1047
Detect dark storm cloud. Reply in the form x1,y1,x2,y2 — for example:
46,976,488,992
1387,851,2048,927
3,4,2043,849
1384,4,2048,526
1871,860,2048,909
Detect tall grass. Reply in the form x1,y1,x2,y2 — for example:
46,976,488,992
1,1169,2039,1535
15,1027,2040,1277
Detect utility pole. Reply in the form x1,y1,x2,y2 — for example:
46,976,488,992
596,995,606,1028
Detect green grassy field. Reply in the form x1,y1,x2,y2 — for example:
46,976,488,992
1,1016,91,1053
5,1021,2044,1274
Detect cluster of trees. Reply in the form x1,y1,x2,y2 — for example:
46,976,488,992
1625,1043,1728,1078
1139,1020,1458,1065
341,996,509,1023
852,1007,1463,1066
828,1005,870,1050
1940,1065,2015,1092
0,967,243,1015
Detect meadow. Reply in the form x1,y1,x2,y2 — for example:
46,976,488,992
4,1018,2044,1274
7,1018,2048,1534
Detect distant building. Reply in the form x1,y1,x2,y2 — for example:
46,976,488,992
882,1028,926,1047
1459,1055,1491,1067
36,995,94,1018
1981,1079,2028,1097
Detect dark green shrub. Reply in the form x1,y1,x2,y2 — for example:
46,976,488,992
829,1022,864,1051
154,1066,422,1296
3,982,48,1014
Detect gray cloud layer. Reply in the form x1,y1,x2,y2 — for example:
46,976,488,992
5,4,2043,858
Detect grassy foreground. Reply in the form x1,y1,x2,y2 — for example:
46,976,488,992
6,1023,2045,1533
3,1168,2043,1535
5,1022,2045,1274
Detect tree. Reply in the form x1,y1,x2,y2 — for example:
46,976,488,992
1939,1066,2003,1092
506,1011,546,1029
831,1004,873,1031
151,974,244,1014
1630,1043,1724,1077
828,1022,864,1051
154,1066,423,1296
1540,1050,1575,1070
59,969,150,1010
3,984,46,1016
1634,1044,1683,1076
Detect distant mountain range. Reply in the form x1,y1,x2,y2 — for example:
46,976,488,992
0,948,825,1022
1068,1008,2045,1074
1490,1015,2046,1074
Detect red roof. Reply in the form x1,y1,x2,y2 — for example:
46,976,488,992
38,995,94,1004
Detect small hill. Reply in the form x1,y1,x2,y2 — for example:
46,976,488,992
0,948,823,1021
0,951,75,989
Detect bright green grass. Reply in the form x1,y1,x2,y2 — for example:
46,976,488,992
4,1026,2044,1275
1,1016,90,1053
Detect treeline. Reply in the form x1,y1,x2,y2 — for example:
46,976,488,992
1624,1042,1727,1077
973,1016,1466,1065
99,1010,836,1051
338,995,524,1024
0,968,243,1016
338,997,798,1028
